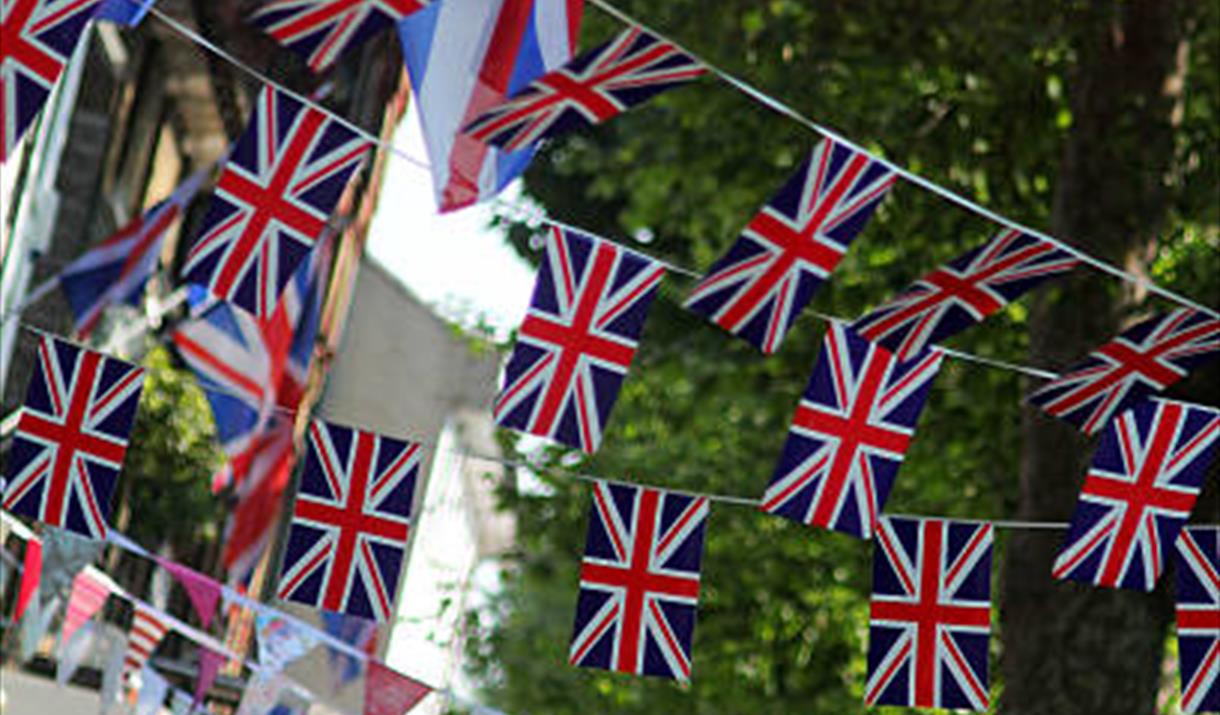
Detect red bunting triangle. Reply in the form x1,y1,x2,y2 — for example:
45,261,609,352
14,537,42,622
159,558,221,629
364,661,431,715
193,646,225,706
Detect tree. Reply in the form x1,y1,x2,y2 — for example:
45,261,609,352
469,1,1219,713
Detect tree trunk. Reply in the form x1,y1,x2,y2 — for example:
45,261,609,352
1000,2,1194,714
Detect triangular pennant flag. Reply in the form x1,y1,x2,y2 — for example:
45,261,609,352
235,671,289,715
322,612,377,693
160,559,222,629
13,536,43,621
124,603,173,680
255,613,319,673
19,595,58,662
57,620,97,685
136,667,171,715
62,570,113,646
364,661,431,715
193,646,225,706
97,624,129,715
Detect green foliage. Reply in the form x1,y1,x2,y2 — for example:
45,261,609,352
119,345,224,549
470,1,1219,713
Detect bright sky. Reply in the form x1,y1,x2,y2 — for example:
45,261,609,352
364,107,536,337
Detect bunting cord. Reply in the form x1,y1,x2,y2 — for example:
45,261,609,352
584,0,1220,321
100,528,486,713
14,315,1220,530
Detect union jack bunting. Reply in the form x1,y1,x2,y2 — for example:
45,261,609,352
3,336,145,539
277,420,421,621
1,0,102,162
1029,308,1220,435
182,86,371,319
853,228,1079,361
250,0,427,74
173,291,287,459
464,26,704,152
221,418,296,582
685,140,896,353
123,603,171,680
60,170,205,338
569,481,709,682
1176,527,1219,714
1052,399,1220,591
866,517,993,711
760,322,944,539
493,227,666,453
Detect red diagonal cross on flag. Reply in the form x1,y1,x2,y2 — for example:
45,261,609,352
207,112,329,299
713,154,872,333
6,350,132,527
869,521,991,708
1094,341,1184,387
576,488,700,674
865,241,1058,341
539,72,620,121
283,430,409,615
1054,402,1198,587
516,243,634,434
1,0,80,85
762,351,910,528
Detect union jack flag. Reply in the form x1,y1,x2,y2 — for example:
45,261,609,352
853,228,1079,361
569,481,708,682
2,336,145,539
277,420,420,621
59,170,205,338
1,0,102,162
685,140,896,354
123,602,171,680
182,86,370,319
275,230,332,409
1052,399,1220,591
493,226,666,453
464,26,704,152
866,517,992,711
221,418,296,582
1176,526,1219,714
250,0,427,74
760,322,944,539
1029,309,1220,435
173,290,287,459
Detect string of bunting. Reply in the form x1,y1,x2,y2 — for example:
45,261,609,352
3,1,1219,714
0,508,464,715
